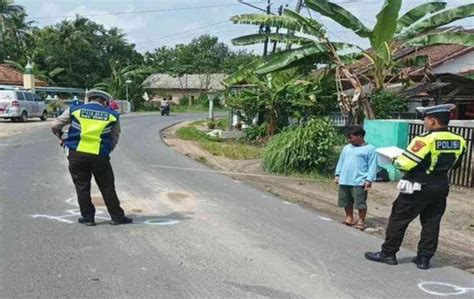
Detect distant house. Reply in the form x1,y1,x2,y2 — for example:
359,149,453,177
142,73,227,104
0,64,48,88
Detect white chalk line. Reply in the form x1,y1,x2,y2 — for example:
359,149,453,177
144,163,327,182
418,281,474,297
32,199,181,226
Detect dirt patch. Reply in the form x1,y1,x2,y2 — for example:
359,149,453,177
166,192,191,202
0,119,51,138
162,122,474,273
91,195,106,206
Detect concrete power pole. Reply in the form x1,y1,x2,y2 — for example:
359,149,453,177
263,0,271,56
285,0,304,50
272,5,285,53
237,0,275,56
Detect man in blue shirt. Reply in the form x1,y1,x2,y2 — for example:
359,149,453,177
335,126,377,230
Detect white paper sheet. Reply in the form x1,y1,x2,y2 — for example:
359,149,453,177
376,146,404,165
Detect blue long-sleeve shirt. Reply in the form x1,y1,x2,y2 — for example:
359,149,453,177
335,144,377,186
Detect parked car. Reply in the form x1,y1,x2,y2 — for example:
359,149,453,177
0,90,48,122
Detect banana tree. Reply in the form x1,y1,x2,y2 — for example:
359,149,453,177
306,0,474,91
230,9,374,120
230,0,474,120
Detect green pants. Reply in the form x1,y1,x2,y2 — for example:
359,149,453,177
338,185,368,209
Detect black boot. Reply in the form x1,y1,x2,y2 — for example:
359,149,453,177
110,216,133,225
78,217,96,226
364,251,398,265
412,255,430,270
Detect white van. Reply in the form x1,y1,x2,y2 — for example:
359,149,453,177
0,90,48,122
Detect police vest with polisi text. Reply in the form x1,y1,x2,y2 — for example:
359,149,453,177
394,129,466,183
65,103,119,156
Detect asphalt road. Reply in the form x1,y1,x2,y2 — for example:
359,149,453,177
1,113,473,298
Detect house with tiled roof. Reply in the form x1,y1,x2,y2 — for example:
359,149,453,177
338,28,474,120
0,64,48,88
349,29,474,80
142,73,227,104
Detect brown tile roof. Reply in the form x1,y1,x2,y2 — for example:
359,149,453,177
0,64,48,86
350,28,474,76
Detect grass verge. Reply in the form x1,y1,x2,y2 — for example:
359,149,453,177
176,126,262,160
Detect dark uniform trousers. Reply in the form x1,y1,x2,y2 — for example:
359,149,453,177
382,183,449,258
68,150,125,221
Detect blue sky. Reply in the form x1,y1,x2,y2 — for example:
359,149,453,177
17,0,474,54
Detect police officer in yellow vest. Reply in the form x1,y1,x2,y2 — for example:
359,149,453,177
51,90,132,226
365,104,466,269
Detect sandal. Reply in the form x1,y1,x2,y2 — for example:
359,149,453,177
356,223,366,231
342,220,355,226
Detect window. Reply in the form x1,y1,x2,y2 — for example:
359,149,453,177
16,92,26,101
25,92,35,102
34,95,43,102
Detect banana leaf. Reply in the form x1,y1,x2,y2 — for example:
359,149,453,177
396,2,447,33
370,0,402,51
232,33,313,46
255,44,332,74
398,4,474,40
231,12,321,37
406,32,474,48
305,0,372,38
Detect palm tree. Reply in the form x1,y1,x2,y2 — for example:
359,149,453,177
4,58,64,84
0,0,27,60
95,61,153,107
230,0,474,120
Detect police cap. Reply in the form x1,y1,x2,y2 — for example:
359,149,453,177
416,104,455,118
86,90,112,102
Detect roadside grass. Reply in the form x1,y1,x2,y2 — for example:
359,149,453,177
172,104,228,113
201,141,262,160
176,125,262,160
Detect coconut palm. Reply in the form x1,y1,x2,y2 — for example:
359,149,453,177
4,57,64,84
94,62,153,107
230,0,474,120
0,0,27,60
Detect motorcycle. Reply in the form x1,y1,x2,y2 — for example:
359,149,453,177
160,102,170,116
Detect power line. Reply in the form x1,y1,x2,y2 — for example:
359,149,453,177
28,1,268,20
134,20,230,44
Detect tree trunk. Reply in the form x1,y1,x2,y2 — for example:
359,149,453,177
323,38,375,122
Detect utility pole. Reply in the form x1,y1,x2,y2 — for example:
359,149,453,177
263,0,271,56
237,0,274,56
272,5,285,53
285,0,304,50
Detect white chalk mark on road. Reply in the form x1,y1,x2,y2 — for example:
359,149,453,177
143,219,180,226
31,209,109,224
418,281,474,297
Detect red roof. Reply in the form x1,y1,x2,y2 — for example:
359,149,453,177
351,28,474,75
0,64,48,86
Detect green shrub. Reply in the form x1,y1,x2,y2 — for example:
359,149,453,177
262,118,339,175
241,123,267,142
179,96,189,106
370,91,408,119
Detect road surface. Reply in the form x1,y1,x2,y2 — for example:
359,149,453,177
1,113,473,298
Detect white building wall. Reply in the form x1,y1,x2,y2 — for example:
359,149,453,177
433,51,474,74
